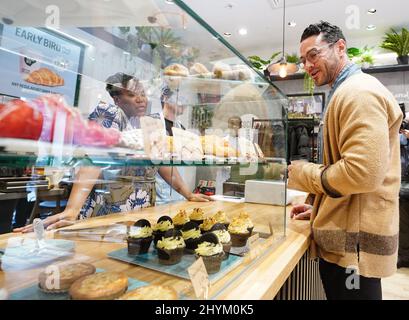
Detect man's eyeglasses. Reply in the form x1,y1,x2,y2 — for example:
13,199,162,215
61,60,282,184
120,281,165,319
299,42,336,68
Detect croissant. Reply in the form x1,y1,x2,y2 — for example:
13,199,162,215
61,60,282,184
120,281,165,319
25,68,64,87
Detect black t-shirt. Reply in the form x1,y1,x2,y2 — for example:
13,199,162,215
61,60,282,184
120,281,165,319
165,118,185,136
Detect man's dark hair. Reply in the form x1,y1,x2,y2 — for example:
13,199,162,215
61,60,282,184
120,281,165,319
300,21,346,44
105,72,137,98
160,86,173,108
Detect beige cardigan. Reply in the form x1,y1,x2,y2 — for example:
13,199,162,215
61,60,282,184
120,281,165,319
288,72,402,278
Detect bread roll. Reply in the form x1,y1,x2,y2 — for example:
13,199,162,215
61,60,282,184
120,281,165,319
189,63,210,76
164,63,189,77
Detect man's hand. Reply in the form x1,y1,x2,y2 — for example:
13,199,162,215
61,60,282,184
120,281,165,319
401,129,409,139
290,204,312,220
13,209,78,233
186,192,214,202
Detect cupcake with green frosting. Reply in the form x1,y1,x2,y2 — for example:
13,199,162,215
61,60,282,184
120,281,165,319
153,216,174,247
127,219,153,255
157,229,186,265
195,233,224,274
210,223,232,260
181,221,201,254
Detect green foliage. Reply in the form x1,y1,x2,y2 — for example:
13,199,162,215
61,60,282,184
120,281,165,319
303,72,315,95
285,53,300,64
380,28,409,56
247,51,281,70
347,45,375,67
118,27,199,69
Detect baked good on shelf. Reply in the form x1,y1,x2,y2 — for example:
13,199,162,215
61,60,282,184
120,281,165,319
195,233,224,274
152,216,174,247
228,212,254,247
200,135,236,157
38,262,96,293
156,229,185,265
189,207,205,225
127,219,153,255
211,223,232,260
181,221,201,253
212,62,232,79
200,216,217,233
25,67,64,87
118,284,178,300
69,271,128,300
164,63,189,77
189,62,211,78
172,209,190,230
212,210,230,229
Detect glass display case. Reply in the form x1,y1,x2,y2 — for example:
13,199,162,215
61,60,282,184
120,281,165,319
0,0,289,300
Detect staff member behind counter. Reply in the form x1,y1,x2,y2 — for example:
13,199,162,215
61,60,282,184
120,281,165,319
15,73,212,233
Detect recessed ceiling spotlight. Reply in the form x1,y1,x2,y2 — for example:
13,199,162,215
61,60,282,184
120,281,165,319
163,44,171,48
223,32,232,37
367,8,377,14
288,21,297,27
366,24,376,31
165,0,174,4
123,51,130,55
238,28,247,36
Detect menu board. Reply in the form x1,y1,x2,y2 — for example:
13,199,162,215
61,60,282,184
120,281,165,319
0,24,83,105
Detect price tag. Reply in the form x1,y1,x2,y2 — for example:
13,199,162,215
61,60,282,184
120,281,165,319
248,233,259,251
187,257,209,299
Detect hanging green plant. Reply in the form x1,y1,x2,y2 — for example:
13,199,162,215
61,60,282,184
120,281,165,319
303,72,315,95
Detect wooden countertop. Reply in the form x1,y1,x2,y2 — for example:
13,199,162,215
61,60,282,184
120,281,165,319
0,200,311,300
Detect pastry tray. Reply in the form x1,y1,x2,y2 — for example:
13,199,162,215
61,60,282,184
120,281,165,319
8,269,148,300
108,246,243,283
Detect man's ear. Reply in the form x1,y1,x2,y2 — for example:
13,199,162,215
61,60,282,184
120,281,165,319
337,39,347,56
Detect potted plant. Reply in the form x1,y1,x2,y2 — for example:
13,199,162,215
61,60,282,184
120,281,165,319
248,52,281,71
380,28,409,65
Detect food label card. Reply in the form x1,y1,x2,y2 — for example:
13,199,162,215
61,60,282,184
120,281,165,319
187,257,209,299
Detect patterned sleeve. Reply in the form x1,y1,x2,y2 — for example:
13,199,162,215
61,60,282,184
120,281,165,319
88,102,123,130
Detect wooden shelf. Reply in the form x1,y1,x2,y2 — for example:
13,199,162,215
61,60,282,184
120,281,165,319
270,64,409,81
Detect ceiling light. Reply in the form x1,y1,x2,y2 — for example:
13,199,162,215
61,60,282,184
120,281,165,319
123,51,130,55
165,0,174,4
267,0,299,79
288,21,296,27
223,32,232,37
366,25,376,31
163,44,171,48
367,8,377,14
238,28,247,36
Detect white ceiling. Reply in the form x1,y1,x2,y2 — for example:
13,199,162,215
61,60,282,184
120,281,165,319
1,0,408,61
182,0,409,58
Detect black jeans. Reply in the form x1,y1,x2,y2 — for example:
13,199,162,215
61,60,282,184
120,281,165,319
319,259,382,300
399,184,409,263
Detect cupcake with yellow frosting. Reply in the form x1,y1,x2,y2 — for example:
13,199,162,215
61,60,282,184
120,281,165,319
200,216,217,233
127,219,153,255
153,216,174,247
173,209,190,230
228,212,254,247
157,229,186,265
189,207,205,226
212,210,230,229
181,221,201,253
211,223,232,260
195,233,224,274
